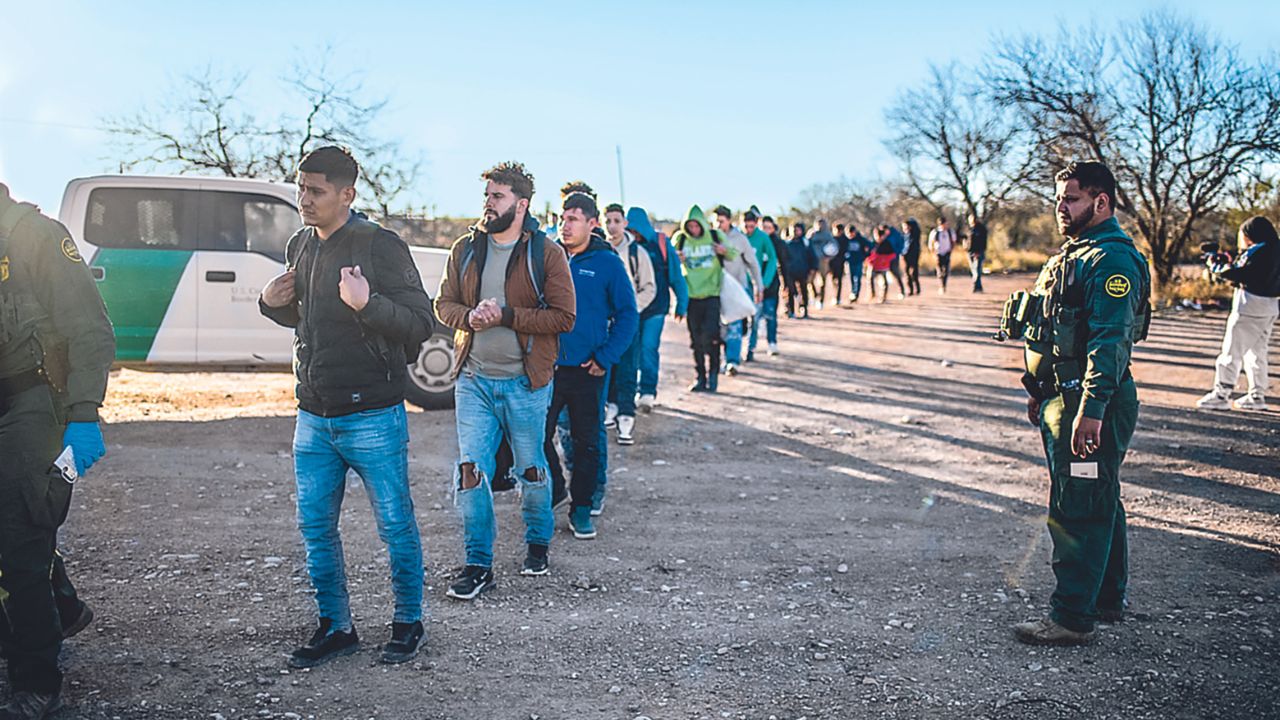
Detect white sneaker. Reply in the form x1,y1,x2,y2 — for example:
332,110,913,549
813,300,823,310
604,402,618,428
768,342,779,356
637,394,655,413
617,415,635,445
1233,394,1267,411
1195,390,1231,410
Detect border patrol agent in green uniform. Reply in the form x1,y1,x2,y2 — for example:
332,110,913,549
0,183,114,718
995,162,1151,646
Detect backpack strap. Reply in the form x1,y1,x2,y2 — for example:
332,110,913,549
349,219,379,291
627,237,640,281
526,230,547,308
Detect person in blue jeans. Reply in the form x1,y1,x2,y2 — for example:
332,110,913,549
259,146,436,668
628,207,689,411
433,162,576,598
744,210,781,358
845,224,873,302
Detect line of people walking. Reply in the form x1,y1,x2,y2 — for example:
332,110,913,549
782,213,990,317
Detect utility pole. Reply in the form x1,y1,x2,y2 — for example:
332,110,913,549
616,144,626,207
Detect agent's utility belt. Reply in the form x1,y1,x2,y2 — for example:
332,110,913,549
0,366,47,405
1025,360,1133,401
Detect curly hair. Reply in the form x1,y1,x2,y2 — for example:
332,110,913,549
481,161,536,201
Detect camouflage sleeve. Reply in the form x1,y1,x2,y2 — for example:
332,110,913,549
29,218,115,422
1080,252,1144,420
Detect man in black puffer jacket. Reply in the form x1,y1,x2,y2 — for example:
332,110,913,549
260,146,434,669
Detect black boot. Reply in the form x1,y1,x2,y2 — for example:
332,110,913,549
689,351,709,392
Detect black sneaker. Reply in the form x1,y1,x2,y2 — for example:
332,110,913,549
446,565,496,601
61,600,95,639
380,621,425,664
0,689,62,720
288,619,359,669
689,380,709,392
521,545,550,576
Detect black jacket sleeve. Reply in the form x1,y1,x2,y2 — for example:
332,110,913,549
1214,242,1280,297
356,230,435,347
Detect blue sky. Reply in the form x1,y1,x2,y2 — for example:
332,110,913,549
2,0,1277,220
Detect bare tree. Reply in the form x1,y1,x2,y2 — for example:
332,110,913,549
103,55,423,216
989,11,1280,293
884,62,1037,225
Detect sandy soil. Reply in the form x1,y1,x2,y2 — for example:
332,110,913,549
25,272,1279,719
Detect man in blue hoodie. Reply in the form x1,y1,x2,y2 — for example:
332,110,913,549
545,193,639,539
627,207,689,411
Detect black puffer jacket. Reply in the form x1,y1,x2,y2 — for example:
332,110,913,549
1213,241,1280,298
260,213,435,417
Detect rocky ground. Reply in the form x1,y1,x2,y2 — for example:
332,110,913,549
18,272,1279,719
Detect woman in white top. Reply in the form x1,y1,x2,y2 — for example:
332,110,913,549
928,216,957,294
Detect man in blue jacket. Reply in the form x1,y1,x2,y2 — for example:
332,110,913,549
546,193,639,539
627,207,688,411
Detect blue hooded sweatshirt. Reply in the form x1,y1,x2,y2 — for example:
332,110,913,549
627,206,689,319
557,236,639,369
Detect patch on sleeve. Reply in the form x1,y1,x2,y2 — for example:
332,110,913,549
60,237,83,263
404,266,419,285
1104,274,1131,298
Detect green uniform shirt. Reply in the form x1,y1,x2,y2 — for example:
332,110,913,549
0,187,115,422
1024,217,1149,421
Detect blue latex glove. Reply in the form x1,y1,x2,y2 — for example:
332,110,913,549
62,422,106,477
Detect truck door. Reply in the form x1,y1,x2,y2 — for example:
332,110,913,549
82,186,199,362
196,190,299,364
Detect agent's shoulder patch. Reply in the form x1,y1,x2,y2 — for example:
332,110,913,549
61,236,83,263
1104,273,1131,298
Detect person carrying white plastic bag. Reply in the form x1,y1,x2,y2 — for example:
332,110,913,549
719,271,755,324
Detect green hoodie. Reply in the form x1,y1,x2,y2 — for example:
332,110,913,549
672,205,736,299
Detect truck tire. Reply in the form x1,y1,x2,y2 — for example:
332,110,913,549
404,331,455,410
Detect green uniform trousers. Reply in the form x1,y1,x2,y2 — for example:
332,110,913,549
1038,377,1138,633
0,383,71,695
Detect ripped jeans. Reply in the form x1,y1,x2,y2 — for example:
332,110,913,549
453,372,555,568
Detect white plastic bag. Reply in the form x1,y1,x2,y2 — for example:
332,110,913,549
719,272,755,324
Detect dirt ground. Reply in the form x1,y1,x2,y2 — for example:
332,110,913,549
21,272,1280,720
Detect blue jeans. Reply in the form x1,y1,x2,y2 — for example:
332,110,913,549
849,265,864,298
970,252,985,291
637,314,666,397
609,332,641,416
723,319,746,365
453,373,555,567
749,297,779,352
294,404,422,626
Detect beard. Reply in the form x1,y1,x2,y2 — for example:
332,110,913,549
1059,205,1094,238
479,205,517,234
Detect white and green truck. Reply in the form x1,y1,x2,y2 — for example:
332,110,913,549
57,175,456,408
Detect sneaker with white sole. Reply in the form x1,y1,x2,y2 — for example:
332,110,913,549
1195,389,1232,410
637,394,655,413
1233,394,1267,411
569,506,597,539
768,343,779,356
617,415,635,445
604,402,619,428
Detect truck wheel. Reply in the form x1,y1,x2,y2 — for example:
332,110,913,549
404,332,455,410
